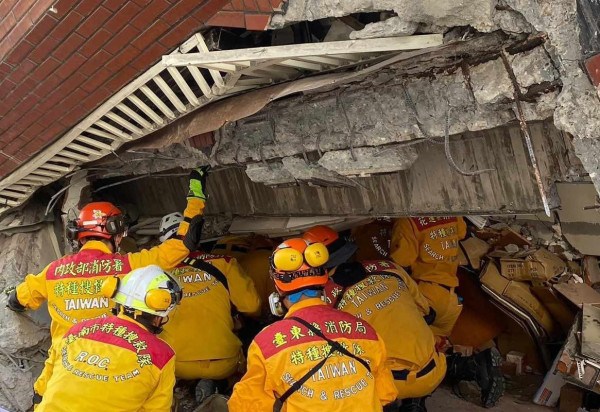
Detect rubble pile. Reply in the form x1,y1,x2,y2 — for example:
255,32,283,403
456,217,600,410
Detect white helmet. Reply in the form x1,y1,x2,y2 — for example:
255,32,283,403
102,265,182,317
159,212,184,242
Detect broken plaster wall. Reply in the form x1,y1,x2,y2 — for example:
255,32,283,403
0,201,55,412
270,0,600,195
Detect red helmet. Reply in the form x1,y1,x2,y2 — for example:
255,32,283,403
303,225,357,269
73,202,126,241
270,238,329,293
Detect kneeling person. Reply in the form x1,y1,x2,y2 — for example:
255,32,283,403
158,213,261,381
229,238,397,412
37,265,181,411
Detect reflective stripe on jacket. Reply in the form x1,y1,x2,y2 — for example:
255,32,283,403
390,217,467,287
228,298,398,412
38,314,175,412
161,252,261,362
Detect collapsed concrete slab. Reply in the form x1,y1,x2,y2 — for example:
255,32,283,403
213,45,556,169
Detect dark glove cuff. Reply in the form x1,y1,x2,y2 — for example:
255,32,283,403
423,307,436,325
7,291,26,312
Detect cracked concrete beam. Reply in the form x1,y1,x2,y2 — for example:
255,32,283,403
213,46,556,168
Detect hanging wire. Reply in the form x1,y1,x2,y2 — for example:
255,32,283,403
402,82,444,145
443,103,495,176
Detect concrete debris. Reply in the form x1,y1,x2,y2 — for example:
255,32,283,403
510,47,559,92
470,59,514,105
518,91,559,122
317,145,418,176
323,20,353,41
95,144,210,179
281,157,353,187
349,17,418,40
0,363,34,412
270,0,497,33
245,163,296,186
492,7,534,34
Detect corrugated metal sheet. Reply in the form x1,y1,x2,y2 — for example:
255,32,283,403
97,120,577,217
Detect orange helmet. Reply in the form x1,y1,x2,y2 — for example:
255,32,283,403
70,202,127,241
270,238,329,293
303,225,357,269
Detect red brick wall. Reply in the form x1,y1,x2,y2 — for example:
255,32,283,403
207,0,286,30
0,0,229,179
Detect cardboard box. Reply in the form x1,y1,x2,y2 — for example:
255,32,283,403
480,262,556,334
460,237,490,269
500,259,545,281
533,248,567,279
499,247,566,282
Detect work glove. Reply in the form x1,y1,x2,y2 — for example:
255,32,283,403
183,216,205,251
4,286,26,312
187,166,211,201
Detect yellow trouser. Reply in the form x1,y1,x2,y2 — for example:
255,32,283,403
175,352,243,380
418,281,463,338
391,351,447,399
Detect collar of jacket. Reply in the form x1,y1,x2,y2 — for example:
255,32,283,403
116,312,149,331
284,297,325,318
81,240,112,253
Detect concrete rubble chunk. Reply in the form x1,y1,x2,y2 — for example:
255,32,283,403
245,163,296,186
510,47,559,92
349,17,418,39
519,91,559,121
281,157,354,186
318,145,418,175
270,0,497,32
0,363,34,412
492,7,534,34
470,59,514,105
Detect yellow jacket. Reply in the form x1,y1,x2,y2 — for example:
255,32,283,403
328,261,437,371
160,252,261,364
15,198,204,345
229,298,398,412
390,217,467,287
38,314,175,412
238,249,276,318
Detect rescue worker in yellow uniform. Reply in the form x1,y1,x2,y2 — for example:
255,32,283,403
37,265,182,412
350,218,394,261
390,217,467,338
211,235,276,318
229,238,398,412
304,225,445,412
390,217,504,408
157,213,261,385
5,167,209,405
